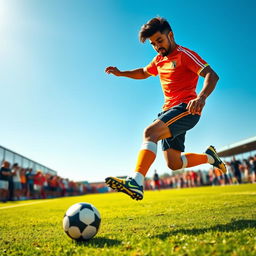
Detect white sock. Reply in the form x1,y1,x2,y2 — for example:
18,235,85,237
140,141,157,154
206,154,214,164
181,154,188,169
133,172,145,187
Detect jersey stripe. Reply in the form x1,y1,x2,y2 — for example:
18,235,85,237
177,46,205,68
165,111,190,127
197,63,209,75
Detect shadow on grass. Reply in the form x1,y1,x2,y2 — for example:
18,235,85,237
153,219,256,240
75,236,121,248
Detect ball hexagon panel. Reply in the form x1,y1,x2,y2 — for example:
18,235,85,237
65,203,82,217
68,212,87,233
63,216,70,232
79,208,95,225
82,225,97,240
67,226,81,239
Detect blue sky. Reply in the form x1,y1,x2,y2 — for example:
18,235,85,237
0,0,255,182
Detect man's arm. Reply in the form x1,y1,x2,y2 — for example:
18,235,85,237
105,66,151,79
186,66,219,114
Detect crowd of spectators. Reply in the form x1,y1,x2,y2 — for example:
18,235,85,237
0,161,90,203
1,154,256,202
145,154,256,190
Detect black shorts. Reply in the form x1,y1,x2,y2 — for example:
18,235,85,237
157,103,200,152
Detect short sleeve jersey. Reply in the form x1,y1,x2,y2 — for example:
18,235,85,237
0,167,11,181
144,45,208,111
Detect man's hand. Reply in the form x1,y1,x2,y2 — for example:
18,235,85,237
105,67,150,79
186,96,206,115
105,66,121,76
187,66,219,115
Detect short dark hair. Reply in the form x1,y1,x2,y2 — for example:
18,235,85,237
139,17,172,43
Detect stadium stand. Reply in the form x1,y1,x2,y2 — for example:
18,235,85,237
1,137,256,202
217,136,256,157
0,145,94,202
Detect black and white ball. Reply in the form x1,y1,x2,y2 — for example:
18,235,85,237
63,202,101,241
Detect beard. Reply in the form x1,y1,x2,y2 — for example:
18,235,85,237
158,45,172,56
158,37,173,56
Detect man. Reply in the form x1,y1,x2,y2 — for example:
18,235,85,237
231,156,242,184
0,161,12,202
105,17,226,200
153,169,160,190
253,155,256,182
12,163,21,201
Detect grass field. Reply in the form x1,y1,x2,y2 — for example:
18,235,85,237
0,184,256,256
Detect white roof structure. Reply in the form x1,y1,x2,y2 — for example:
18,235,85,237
217,136,256,157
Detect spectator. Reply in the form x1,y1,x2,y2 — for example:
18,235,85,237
0,161,13,202
253,155,256,183
26,168,34,199
62,178,69,196
186,172,192,187
224,162,234,184
197,170,203,186
231,157,242,184
248,157,255,183
44,173,51,198
59,178,66,197
12,163,22,200
190,171,197,187
182,173,187,188
49,175,56,197
241,159,250,182
210,168,218,186
153,170,160,190
40,172,47,199
34,171,46,199
20,168,27,199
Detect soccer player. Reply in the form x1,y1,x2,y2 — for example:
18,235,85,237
105,17,226,200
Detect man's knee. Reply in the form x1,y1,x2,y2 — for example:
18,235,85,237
167,161,182,171
143,126,157,141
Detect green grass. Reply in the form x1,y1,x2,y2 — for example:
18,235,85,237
0,184,256,256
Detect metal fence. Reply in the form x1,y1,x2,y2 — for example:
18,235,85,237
0,145,57,175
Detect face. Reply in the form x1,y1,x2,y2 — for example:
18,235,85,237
2,161,10,168
149,31,174,56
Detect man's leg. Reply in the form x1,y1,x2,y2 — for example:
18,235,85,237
163,145,226,172
105,119,171,200
163,148,182,170
106,103,226,200
132,119,171,180
163,148,209,170
162,140,227,173
105,105,189,199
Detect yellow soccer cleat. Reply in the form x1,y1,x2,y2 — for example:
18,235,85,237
105,176,144,200
205,145,227,174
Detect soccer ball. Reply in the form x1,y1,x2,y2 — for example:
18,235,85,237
63,202,101,241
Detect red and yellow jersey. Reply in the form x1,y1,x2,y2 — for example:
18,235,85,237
144,45,208,111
